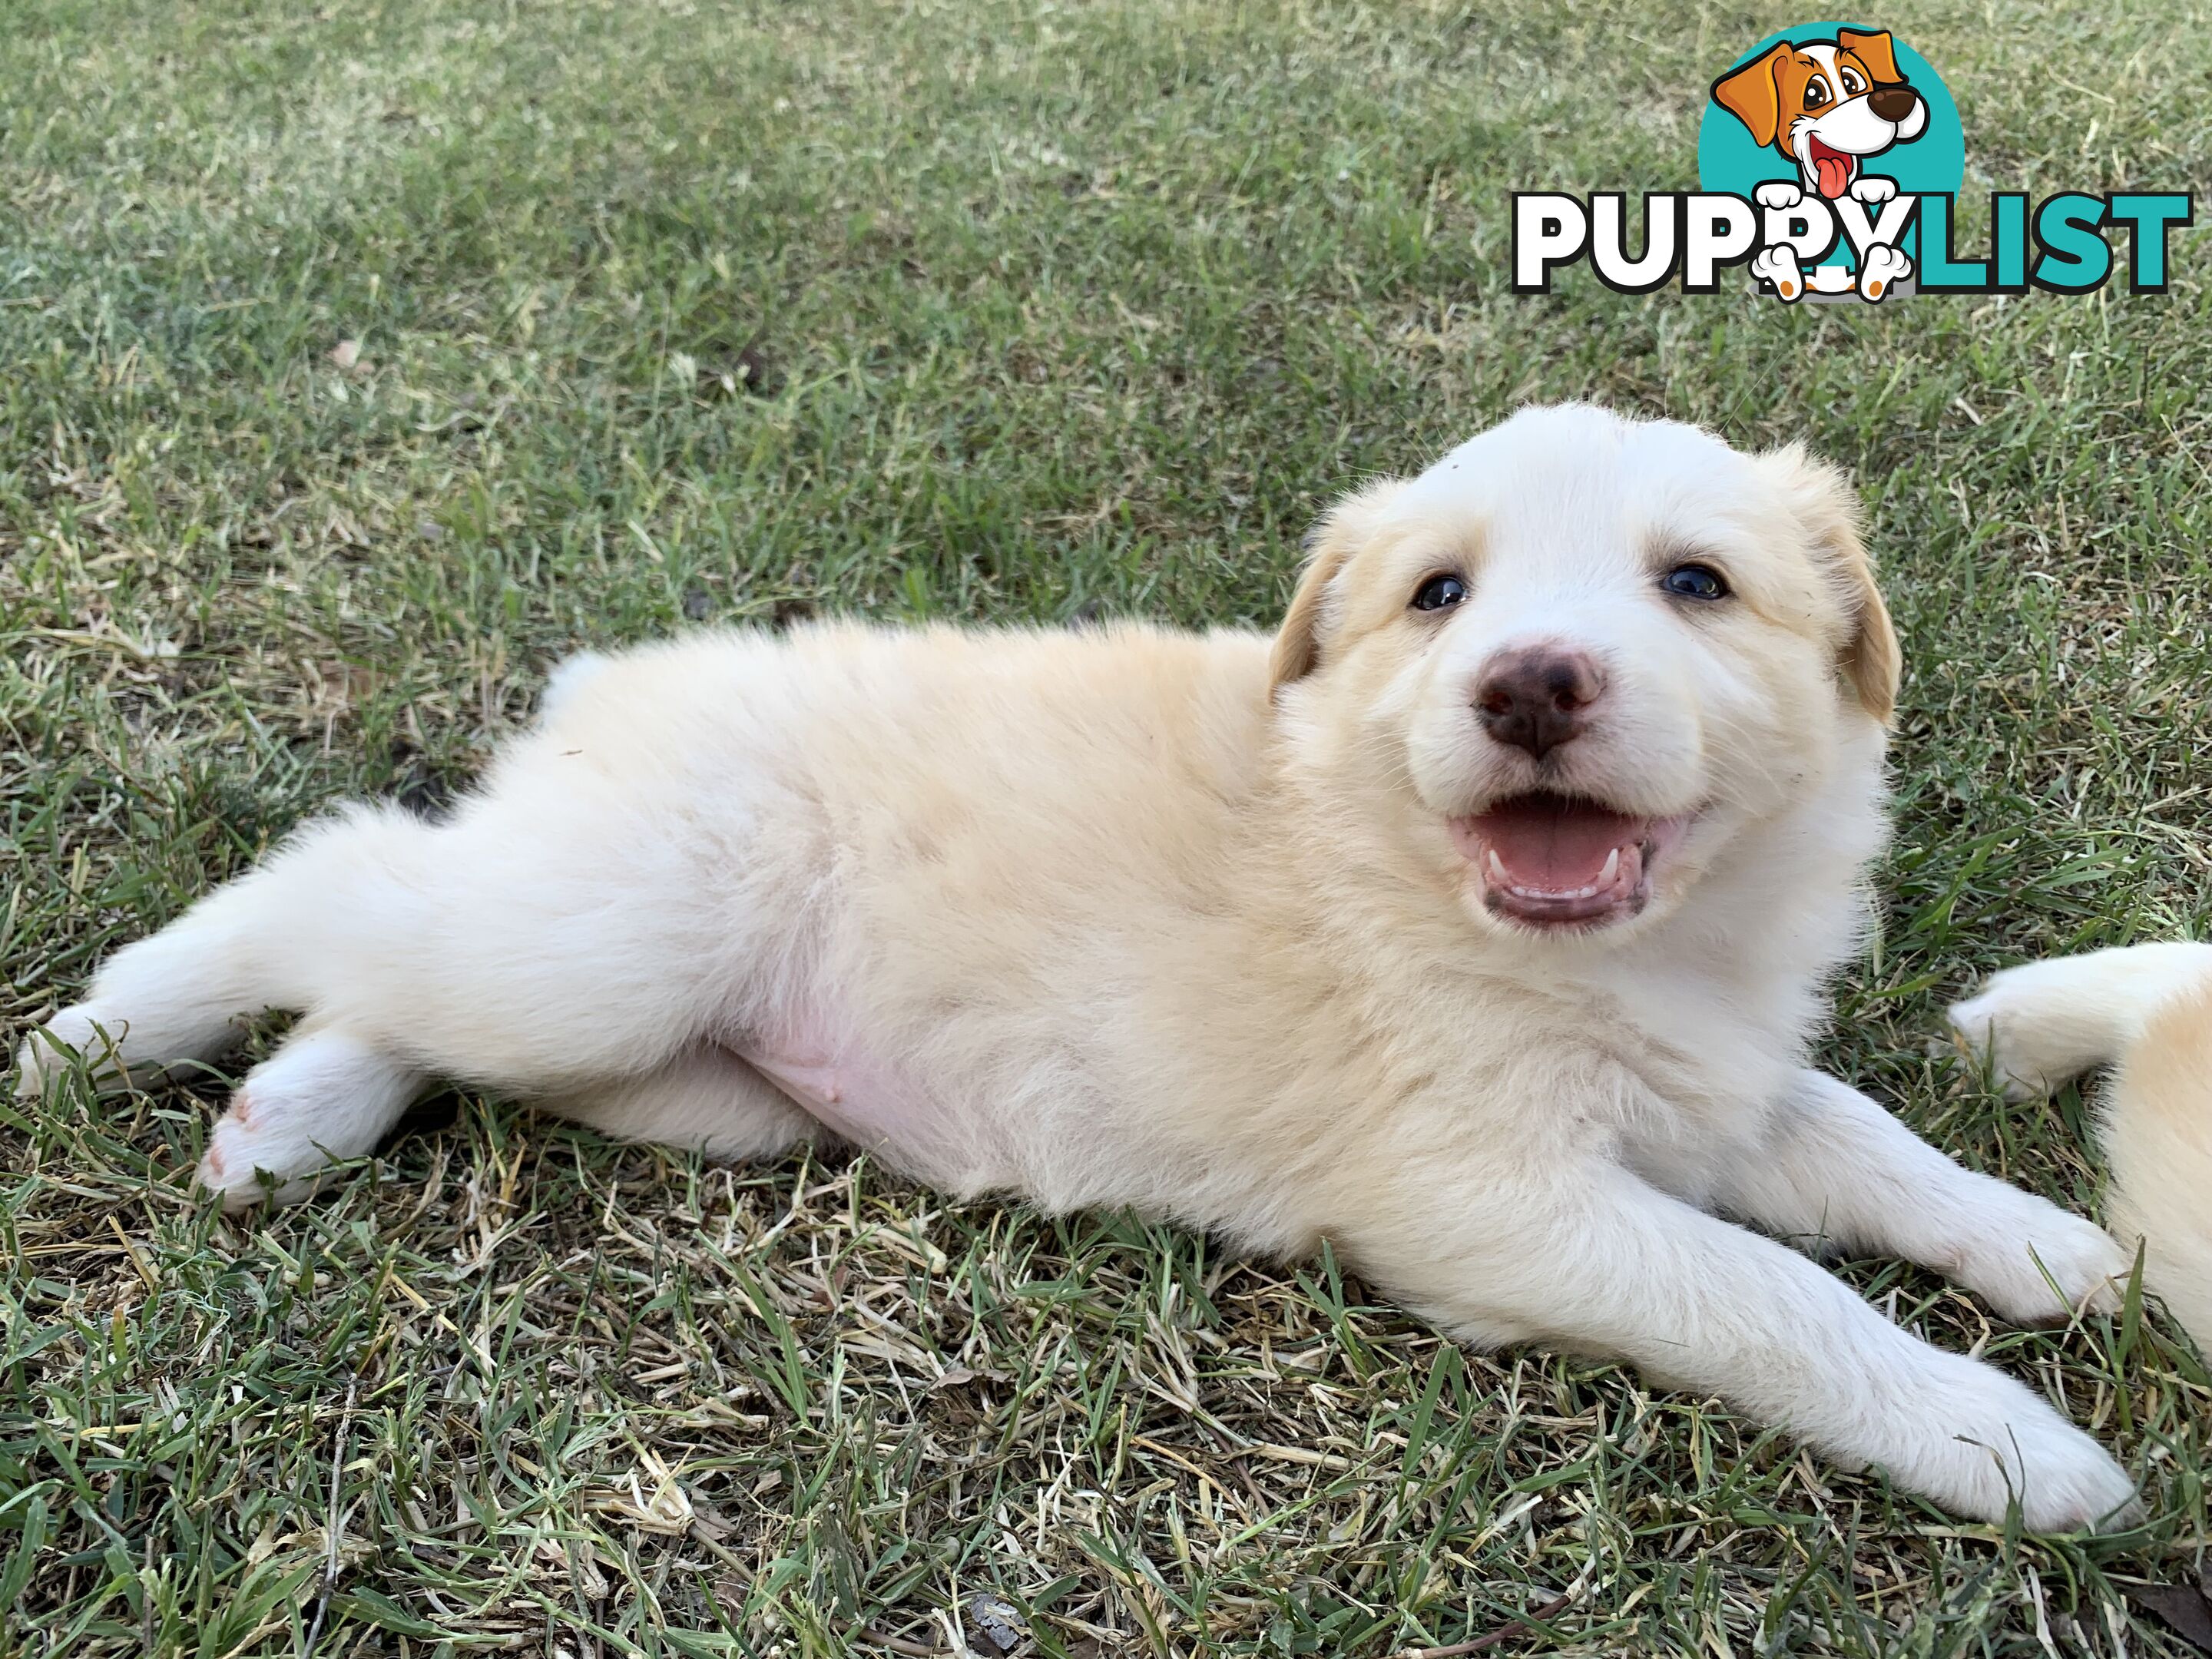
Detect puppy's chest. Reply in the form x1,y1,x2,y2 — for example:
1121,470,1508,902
1576,986,1801,1147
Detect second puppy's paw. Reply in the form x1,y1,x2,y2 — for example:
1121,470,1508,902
1947,961,2106,1101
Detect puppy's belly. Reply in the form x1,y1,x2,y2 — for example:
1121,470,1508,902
732,1012,980,1185
736,1043,909,1145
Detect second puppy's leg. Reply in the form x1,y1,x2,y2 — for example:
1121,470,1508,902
1711,1069,2128,1323
1948,943,2212,1101
2101,976,2212,1349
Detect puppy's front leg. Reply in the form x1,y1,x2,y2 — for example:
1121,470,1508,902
1342,1161,2135,1530
1712,1070,2128,1324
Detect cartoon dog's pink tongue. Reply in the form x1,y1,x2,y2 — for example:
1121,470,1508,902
1807,138,1854,200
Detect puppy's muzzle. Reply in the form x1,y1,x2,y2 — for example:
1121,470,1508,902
1475,647,1605,761
1867,84,1921,125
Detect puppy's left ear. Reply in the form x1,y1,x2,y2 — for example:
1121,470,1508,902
1270,479,1405,696
1762,445,1900,725
1836,28,1902,84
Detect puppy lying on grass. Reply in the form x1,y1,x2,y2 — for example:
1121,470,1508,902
18,405,2139,1529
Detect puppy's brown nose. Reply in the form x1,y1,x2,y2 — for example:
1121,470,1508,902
1475,649,1605,760
1867,84,1920,123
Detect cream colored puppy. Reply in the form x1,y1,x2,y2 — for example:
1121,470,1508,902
18,405,2137,1528
1951,944,2212,1349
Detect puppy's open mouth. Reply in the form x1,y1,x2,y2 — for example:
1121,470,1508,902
1805,135,1859,200
1450,792,1691,931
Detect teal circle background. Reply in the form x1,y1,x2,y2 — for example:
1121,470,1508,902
1697,22,1965,263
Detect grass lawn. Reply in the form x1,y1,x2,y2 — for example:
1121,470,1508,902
4,0,2210,1653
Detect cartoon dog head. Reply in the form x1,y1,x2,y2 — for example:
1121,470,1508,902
1712,28,1928,200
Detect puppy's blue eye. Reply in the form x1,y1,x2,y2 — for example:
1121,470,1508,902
1412,574,1468,611
1661,564,1730,602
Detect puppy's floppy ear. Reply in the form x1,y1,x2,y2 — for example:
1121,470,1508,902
1270,479,1404,695
1761,445,1901,725
1711,43,1790,148
1836,28,1902,83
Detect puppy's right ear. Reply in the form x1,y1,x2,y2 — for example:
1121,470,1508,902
1711,43,1790,148
1270,480,1403,696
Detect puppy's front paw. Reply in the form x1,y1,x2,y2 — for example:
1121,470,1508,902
1849,175,1898,204
1857,244,1910,300
1973,1406,2140,1533
1902,1358,2139,1531
1754,180,1804,210
1954,1199,2130,1324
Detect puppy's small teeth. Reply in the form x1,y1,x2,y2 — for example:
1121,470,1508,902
1486,850,1508,884
1600,847,1621,885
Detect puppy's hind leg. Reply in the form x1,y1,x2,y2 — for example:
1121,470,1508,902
531,1044,822,1161
203,1041,816,1213
1947,943,2212,1101
15,803,435,1101
23,788,743,1106
198,1022,426,1211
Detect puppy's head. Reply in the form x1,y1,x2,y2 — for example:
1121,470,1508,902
1271,406,1896,942
1711,30,1929,199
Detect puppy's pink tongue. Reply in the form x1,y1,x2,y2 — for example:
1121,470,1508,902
1814,154,1851,198
1459,796,1645,892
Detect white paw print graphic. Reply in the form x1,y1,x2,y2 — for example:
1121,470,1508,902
1856,243,1911,300
1750,245,1806,301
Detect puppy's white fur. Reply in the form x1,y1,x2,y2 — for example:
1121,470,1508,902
17,406,2137,1528
1951,944,2212,1349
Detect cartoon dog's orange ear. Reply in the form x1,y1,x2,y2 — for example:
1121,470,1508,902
1711,43,1790,148
1836,28,1902,83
